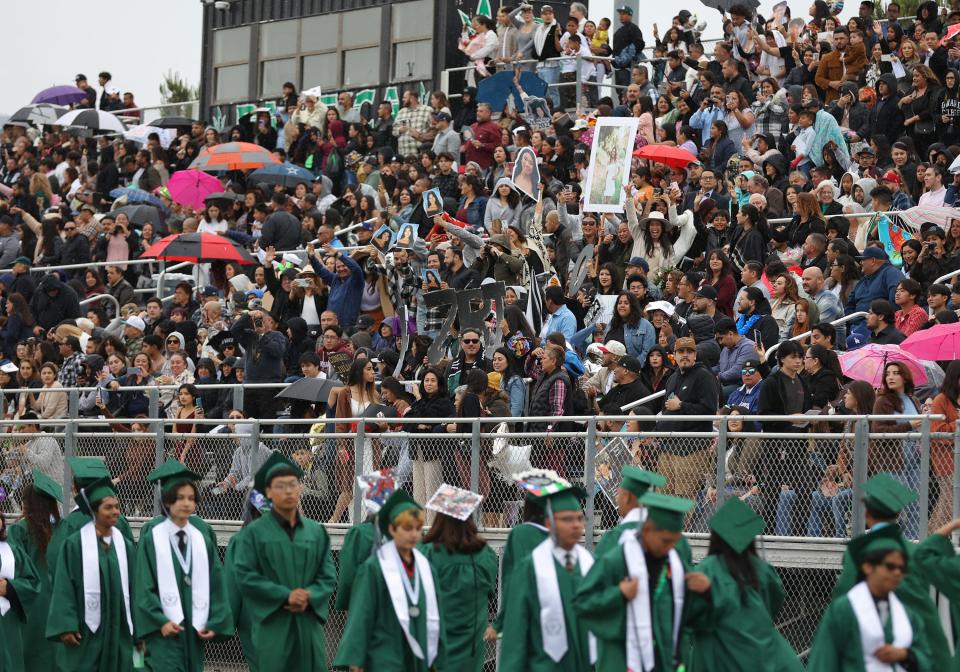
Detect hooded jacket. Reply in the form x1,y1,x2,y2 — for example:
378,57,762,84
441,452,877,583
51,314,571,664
655,361,719,436
685,313,721,369
284,317,316,374
30,274,81,330
827,84,870,140
230,313,288,383
868,73,904,142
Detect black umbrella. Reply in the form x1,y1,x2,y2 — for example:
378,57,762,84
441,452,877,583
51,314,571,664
152,116,198,129
10,103,66,126
699,0,759,11
204,191,244,204
112,204,163,228
275,376,341,403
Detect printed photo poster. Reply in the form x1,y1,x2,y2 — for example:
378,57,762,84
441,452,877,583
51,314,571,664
422,268,442,292
511,146,541,202
524,96,551,130
584,116,640,213
595,437,633,505
394,222,417,250
422,187,443,217
584,294,617,328
371,224,395,255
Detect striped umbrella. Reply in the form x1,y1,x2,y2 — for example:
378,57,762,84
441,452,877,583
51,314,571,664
188,142,280,171
54,108,126,135
142,232,257,264
9,103,66,126
895,205,960,233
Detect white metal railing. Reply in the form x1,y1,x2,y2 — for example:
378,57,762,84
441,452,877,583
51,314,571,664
109,101,200,126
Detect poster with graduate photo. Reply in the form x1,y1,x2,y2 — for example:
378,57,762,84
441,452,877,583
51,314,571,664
422,187,443,217
511,147,540,202
584,116,640,213
394,222,417,250
371,224,395,255
595,437,633,505
422,268,442,292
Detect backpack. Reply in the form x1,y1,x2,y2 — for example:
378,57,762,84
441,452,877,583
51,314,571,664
324,147,343,178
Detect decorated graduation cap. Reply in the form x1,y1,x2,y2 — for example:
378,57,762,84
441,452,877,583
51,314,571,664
31,468,63,502
620,466,666,499
75,476,118,515
848,523,908,569
67,456,110,487
425,483,484,521
640,492,694,532
357,469,397,515
859,473,918,519
709,497,764,554
253,452,305,494
147,458,202,495
515,469,585,512
378,490,424,536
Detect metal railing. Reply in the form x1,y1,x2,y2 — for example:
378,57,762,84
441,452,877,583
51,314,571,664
108,100,200,126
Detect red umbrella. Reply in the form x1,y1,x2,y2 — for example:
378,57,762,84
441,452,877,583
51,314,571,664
142,232,257,264
632,145,698,169
188,142,280,171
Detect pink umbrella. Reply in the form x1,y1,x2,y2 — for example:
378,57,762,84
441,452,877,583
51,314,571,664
839,343,927,387
166,169,221,211
900,322,960,361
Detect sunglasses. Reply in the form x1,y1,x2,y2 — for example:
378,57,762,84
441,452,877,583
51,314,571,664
462,338,481,344
167,340,178,345
741,368,757,375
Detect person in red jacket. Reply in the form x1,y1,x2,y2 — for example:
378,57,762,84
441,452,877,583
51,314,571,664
464,102,501,169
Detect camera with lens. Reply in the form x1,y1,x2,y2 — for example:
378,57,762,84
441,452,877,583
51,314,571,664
254,317,264,329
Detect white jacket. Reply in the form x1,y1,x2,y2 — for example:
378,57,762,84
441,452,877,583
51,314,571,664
625,199,697,277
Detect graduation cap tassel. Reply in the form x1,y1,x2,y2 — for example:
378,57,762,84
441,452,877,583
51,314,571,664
79,485,93,516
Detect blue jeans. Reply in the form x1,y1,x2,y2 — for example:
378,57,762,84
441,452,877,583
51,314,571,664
538,63,561,108
775,489,796,536
896,440,921,539
806,488,852,537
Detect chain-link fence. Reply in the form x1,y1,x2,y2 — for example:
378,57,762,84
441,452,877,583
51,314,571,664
2,414,958,669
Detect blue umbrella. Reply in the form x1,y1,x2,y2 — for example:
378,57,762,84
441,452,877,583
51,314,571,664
31,85,89,105
109,188,164,207
248,162,315,188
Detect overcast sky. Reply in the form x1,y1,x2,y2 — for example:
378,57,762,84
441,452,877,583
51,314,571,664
2,0,202,115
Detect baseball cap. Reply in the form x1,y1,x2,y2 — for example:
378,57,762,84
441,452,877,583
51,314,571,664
540,4,554,12
921,222,946,239
123,316,145,332
14,256,31,267
357,315,376,329
646,300,675,316
627,256,650,273
881,170,901,184
741,358,762,371
597,340,626,357
200,285,219,297
75,73,87,82
433,111,452,122
674,337,697,352
694,285,718,301
618,355,642,374
862,247,889,261
846,332,868,350
617,5,634,14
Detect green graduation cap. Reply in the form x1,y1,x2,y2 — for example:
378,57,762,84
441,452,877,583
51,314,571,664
147,458,202,495
848,523,907,569
378,490,424,536
75,476,118,515
31,469,63,502
620,466,667,498
859,473,918,519
709,497,764,553
534,485,588,514
67,456,110,487
253,452,305,494
640,492,694,532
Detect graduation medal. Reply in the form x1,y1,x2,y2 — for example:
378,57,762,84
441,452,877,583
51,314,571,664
409,605,420,618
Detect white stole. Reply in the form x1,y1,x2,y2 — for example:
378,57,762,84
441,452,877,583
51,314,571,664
617,508,647,545
377,541,440,665
0,541,15,616
151,519,210,631
531,538,597,664
847,581,912,672
622,534,685,672
80,522,132,635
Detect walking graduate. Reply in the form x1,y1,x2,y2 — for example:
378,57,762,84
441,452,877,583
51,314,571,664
334,489,445,672
134,459,233,672
685,497,802,672
808,524,932,670
8,470,61,672
336,470,396,612
912,514,960,670
0,504,41,672
419,483,497,672
486,472,549,640
232,452,336,672
833,473,950,668
499,474,595,672
576,492,710,672
46,477,136,672
47,457,133,576
593,466,673,559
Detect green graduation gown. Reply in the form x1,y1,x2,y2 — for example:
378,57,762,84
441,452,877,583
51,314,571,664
333,550,446,672
575,543,688,672
0,539,42,672
834,526,951,669
45,528,136,672
807,590,933,671
419,542,498,672
7,520,56,672
912,533,960,670
684,554,802,672
46,510,132,582
232,512,336,672
223,528,258,672
335,519,376,611
491,522,548,632
500,550,593,672
594,513,693,564
133,518,234,672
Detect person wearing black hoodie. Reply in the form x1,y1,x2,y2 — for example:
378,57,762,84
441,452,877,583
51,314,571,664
453,87,478,132
869,73,904,143
283,317,316,376
30,274,81,332
683,312,721,369
939,69,960,145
